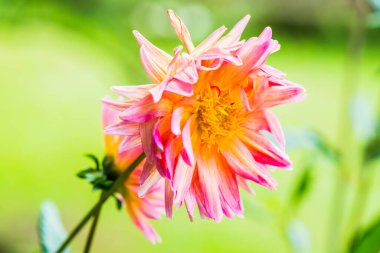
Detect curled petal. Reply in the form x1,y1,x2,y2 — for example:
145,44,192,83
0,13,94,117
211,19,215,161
149,46,183,103
102,104,124,156
181,115,196,166
197,48,243,67
167,45,184,76
115,146,143,170
133,30,172,77
166,80,194,97
214,27,273,85
140,45,170,84
122,167,164,244
251,39,280,72
243,110,268,131
149,79,168,104
173,155,195,207
104,122,140,136
165,179,174,218
196,152,223,221
140,120,155,162
102,103,119,127
236,176,255,195
184,188,196,221
173,56,198,84
153,120,164,151
138,169,162,197
218,15,251,47
133,30,172,58
244,110,285,149
171,106,185,135
198,58,223,71
238,27,272,74
260,64,286,78
153,115,171,154
166,58,198,97
214,155,242,218
167,9,195,53
139,195,164,220
221,138,277,189
120,97,173,123
119,135,142,153
111,84,155,100
164,136,182,179
240,131,291,168
192,26,227,57
264,110,285,149
101,97,133,111
126,201,162,244
262,82,306,108
240,87,252,111
138,120,162,194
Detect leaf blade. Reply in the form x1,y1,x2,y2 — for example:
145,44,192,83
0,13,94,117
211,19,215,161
38,201,70,253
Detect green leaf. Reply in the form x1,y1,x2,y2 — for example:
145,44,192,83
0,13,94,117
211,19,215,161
290,166,313,207
38,201,69,253
363,118,380,163
92,178,113,191
113,195,123,211
85,154,100,170
368,11,380,28
286,220,311,253
370,0,380,11
102,155,120,181
313,134,338,161
286,129,339,162
350,93,376,141
102,155,114,172
76,168,100,180
78,155,121,191
350,216,380,253
364,134,380,163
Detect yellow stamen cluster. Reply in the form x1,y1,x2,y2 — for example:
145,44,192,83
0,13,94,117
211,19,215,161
195,87,246,148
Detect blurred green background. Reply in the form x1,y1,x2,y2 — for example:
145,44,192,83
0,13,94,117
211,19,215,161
0,0,379,252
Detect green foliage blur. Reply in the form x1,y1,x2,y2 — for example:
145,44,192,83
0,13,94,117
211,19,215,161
0,0,379,252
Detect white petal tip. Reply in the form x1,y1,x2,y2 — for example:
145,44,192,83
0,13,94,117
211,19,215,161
173,45,183,54
137,189,146,198
132,30,145,46
239,15,251,25
260,27,272,39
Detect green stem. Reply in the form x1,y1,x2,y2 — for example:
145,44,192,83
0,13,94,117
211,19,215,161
55,153,145,253
83,191,106,253
325,2,367,253
326,163,347,253
375,85,380,127
345,163,374,246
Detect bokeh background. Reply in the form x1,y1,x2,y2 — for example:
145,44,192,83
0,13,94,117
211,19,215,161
0,0,379,252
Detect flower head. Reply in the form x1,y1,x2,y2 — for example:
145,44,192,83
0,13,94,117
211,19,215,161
104,10,305,221
102,104,164,243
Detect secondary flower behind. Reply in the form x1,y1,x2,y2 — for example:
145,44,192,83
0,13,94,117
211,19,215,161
104,10,305,221
102,104,164,244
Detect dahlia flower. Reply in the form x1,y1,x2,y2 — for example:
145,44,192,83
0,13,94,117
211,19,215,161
104,10,305,221
102,104,164,243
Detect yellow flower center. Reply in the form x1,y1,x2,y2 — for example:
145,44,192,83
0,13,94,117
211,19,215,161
195,86,246,148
